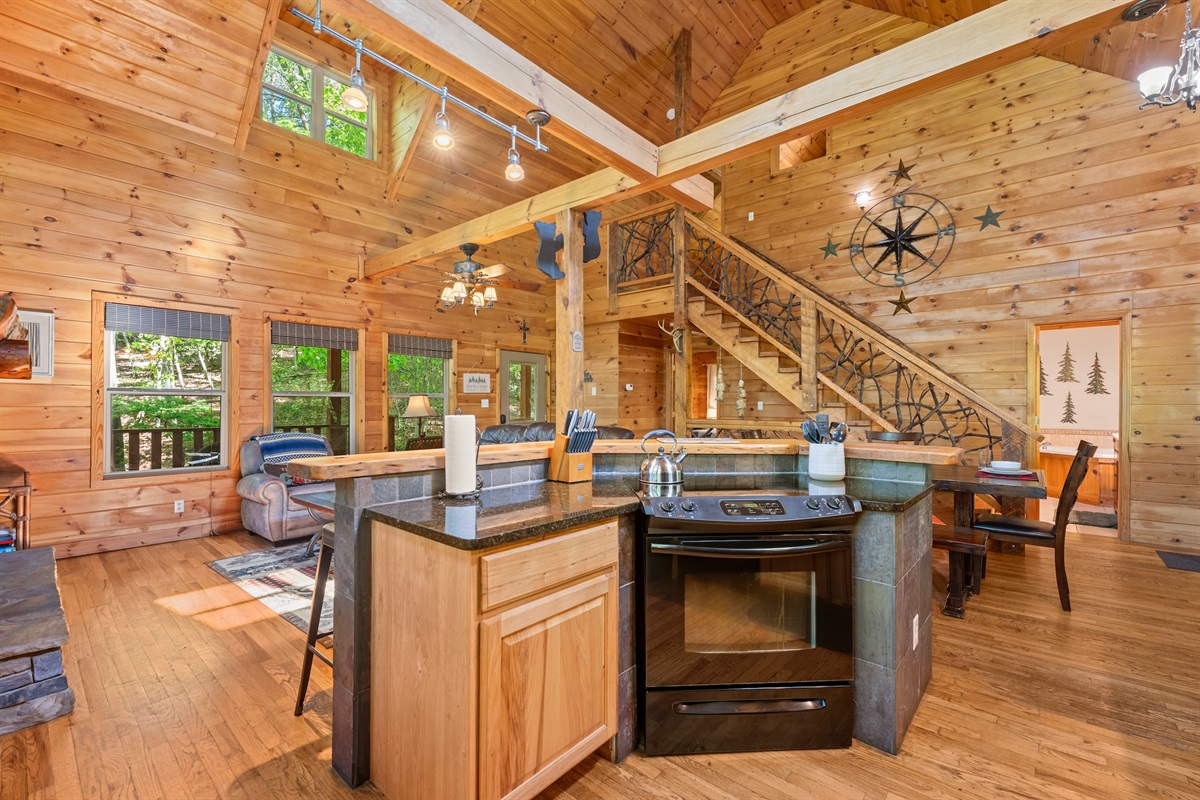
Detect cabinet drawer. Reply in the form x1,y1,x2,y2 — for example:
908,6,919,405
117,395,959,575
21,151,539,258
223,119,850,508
480,520,617,612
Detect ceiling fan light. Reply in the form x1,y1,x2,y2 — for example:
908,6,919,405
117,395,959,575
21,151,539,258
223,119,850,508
342,70,369,112
452,281,467,301
440,286,454,305
504,148,525,182
432,112,455,150
483,286,497,304
471,291,485,307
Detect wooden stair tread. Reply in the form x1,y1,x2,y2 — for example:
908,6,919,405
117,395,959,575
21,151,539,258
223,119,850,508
932,523,988,554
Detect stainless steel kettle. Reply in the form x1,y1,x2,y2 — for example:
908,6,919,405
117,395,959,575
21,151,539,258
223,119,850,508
639,429,687,485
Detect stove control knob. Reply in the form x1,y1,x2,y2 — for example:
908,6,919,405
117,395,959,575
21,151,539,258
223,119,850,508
805,497,822,510
828,496,843,510
681,500,696,513
660,501,676,514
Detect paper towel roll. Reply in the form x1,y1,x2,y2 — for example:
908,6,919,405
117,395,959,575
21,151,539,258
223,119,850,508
444,414,477,495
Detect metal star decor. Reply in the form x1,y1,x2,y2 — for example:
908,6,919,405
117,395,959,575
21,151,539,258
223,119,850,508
888,158,916,186
820,237,841,259
974,206,1005,230
889,289,915,315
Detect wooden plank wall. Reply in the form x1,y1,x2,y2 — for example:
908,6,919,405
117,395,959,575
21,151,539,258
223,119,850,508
616,321,667,432
715,21,1199,547
0,73,552,556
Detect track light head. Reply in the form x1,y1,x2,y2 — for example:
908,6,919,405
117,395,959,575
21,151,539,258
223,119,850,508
504,148,524,181
342,70,369,112
432,112,455,150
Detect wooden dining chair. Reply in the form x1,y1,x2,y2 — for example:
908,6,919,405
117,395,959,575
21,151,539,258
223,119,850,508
972,440,1097,611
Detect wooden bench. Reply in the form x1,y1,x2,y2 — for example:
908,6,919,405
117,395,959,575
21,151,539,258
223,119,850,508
933,523,988,619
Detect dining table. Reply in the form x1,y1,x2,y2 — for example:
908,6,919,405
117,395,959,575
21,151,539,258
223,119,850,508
931,465,1048,615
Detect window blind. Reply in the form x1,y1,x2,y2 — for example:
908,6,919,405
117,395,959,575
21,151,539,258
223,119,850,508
104,303,230,342
387,334,452,360
271,321,358,351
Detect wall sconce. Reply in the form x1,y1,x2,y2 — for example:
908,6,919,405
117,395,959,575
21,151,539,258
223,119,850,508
855,190,871,209
296,1,552,178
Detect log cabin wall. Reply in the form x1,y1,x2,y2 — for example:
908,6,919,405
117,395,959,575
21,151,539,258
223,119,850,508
714,14,1199,549
0,74,552,556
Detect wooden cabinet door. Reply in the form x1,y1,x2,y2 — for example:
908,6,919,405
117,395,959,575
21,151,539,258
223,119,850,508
478,570,617,800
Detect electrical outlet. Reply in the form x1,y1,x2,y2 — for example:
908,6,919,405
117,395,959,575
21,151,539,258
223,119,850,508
174,500,185,513
912,614,919,650
591,386,597,396
481,398,489,408
747,211,755,221
756,401,763,411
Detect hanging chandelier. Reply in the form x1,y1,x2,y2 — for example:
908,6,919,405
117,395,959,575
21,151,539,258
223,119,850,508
1133,0,1200,111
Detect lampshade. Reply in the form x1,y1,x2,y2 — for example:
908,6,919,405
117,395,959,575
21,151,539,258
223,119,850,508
451,281,467,301
440,286,453,304
471,291,485,307
483,286,498,303
401,395,434,419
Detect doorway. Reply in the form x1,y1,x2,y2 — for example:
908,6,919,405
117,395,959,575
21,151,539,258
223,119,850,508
499,350,547,423
1031,319,1127,539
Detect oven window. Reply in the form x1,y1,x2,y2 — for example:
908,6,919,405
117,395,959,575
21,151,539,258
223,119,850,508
684,570,816,654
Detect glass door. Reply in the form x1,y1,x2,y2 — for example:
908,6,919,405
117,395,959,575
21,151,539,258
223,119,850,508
499,350,547,423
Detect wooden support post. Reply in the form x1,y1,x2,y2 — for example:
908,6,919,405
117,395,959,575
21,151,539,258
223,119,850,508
671,204,689,433
799,297,818,410
555,208,585,425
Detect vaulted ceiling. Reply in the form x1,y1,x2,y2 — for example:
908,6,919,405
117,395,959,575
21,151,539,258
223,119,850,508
0,0,1187,248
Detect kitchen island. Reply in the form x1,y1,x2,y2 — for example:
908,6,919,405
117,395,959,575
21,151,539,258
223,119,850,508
292,439,961,792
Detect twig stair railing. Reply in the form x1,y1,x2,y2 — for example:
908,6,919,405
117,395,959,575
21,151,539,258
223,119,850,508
612,208,1040,460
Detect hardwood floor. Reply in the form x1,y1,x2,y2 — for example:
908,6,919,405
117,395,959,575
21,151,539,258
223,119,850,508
2,530,1197,800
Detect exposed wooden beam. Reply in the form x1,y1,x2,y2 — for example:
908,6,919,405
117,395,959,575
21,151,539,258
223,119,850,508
235,0,284,151
654,0,1128,185
384,0,482,198
328,0,712,211
673,29,693,140
367,167,645,276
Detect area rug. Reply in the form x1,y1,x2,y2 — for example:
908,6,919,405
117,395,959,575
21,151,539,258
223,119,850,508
1157,551,1200,573
1069,510,1118,529
209,544,333,647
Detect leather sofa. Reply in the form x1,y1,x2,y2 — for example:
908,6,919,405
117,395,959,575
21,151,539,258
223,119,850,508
478,422,634,444
236,435,333,543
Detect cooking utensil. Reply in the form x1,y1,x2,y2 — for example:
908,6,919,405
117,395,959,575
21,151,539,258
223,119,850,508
815,413,830,444
639,429,687,484
830,422,846,443
801,419,820,444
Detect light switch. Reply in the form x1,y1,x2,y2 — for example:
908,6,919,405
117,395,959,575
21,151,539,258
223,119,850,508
757,401,763,411
748,211,755,221
591,386,597,395
481,399,489,408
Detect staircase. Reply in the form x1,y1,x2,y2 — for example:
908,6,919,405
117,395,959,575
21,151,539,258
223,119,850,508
610,207,1042,460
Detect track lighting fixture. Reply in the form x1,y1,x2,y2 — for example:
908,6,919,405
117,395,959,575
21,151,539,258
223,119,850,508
504,130,525,182
341,39,369,112
295,2,551,175
432,93,455,150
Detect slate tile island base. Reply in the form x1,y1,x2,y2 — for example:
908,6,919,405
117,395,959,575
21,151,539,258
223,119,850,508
295,444,946,790
0,547,76,736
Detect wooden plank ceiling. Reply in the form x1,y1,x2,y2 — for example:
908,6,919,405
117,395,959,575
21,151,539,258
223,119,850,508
0,0,1186,249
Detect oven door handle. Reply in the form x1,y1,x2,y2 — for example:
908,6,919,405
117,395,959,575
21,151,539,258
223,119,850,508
649,540,846,558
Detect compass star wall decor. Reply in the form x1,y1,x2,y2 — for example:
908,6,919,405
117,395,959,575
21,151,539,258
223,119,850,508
848,192,955,287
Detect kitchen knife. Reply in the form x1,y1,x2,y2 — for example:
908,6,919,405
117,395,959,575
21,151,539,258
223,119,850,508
562,408,576,438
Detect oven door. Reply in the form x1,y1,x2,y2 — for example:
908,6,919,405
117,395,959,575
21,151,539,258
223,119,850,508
642,533,853,688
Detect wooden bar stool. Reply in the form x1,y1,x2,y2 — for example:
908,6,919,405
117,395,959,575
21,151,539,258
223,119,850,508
932,523,988,618
294,523,334,716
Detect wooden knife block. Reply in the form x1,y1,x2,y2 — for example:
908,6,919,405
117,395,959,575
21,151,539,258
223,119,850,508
548,433,592,483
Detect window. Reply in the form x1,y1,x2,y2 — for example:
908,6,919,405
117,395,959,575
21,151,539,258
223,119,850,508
772,129,828,173
260,47,371,158
387,334,452,451
103,303,229,475
500,351,547,423
270,322,357,455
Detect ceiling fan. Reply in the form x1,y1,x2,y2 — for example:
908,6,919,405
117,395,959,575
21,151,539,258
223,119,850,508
396,243,542,313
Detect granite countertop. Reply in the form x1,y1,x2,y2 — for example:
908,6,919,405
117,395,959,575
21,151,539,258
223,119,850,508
363,476,641,550
363,472,931,551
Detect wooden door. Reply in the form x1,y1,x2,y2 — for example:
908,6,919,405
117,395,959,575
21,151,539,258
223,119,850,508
478,570,617,800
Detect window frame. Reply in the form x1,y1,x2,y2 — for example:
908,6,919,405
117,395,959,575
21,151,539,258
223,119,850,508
260,44,373,159
91,294,238,484
267,319,360,457
385,333,456,452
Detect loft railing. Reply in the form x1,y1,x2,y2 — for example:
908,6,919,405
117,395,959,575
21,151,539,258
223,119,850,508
609,205,1039,459
111,426,221,472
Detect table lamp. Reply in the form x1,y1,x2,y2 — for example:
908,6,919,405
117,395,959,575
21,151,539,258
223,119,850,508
401,394,435,439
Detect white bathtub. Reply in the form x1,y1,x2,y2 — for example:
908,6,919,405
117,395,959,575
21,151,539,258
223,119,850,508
1040,444,1117,460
